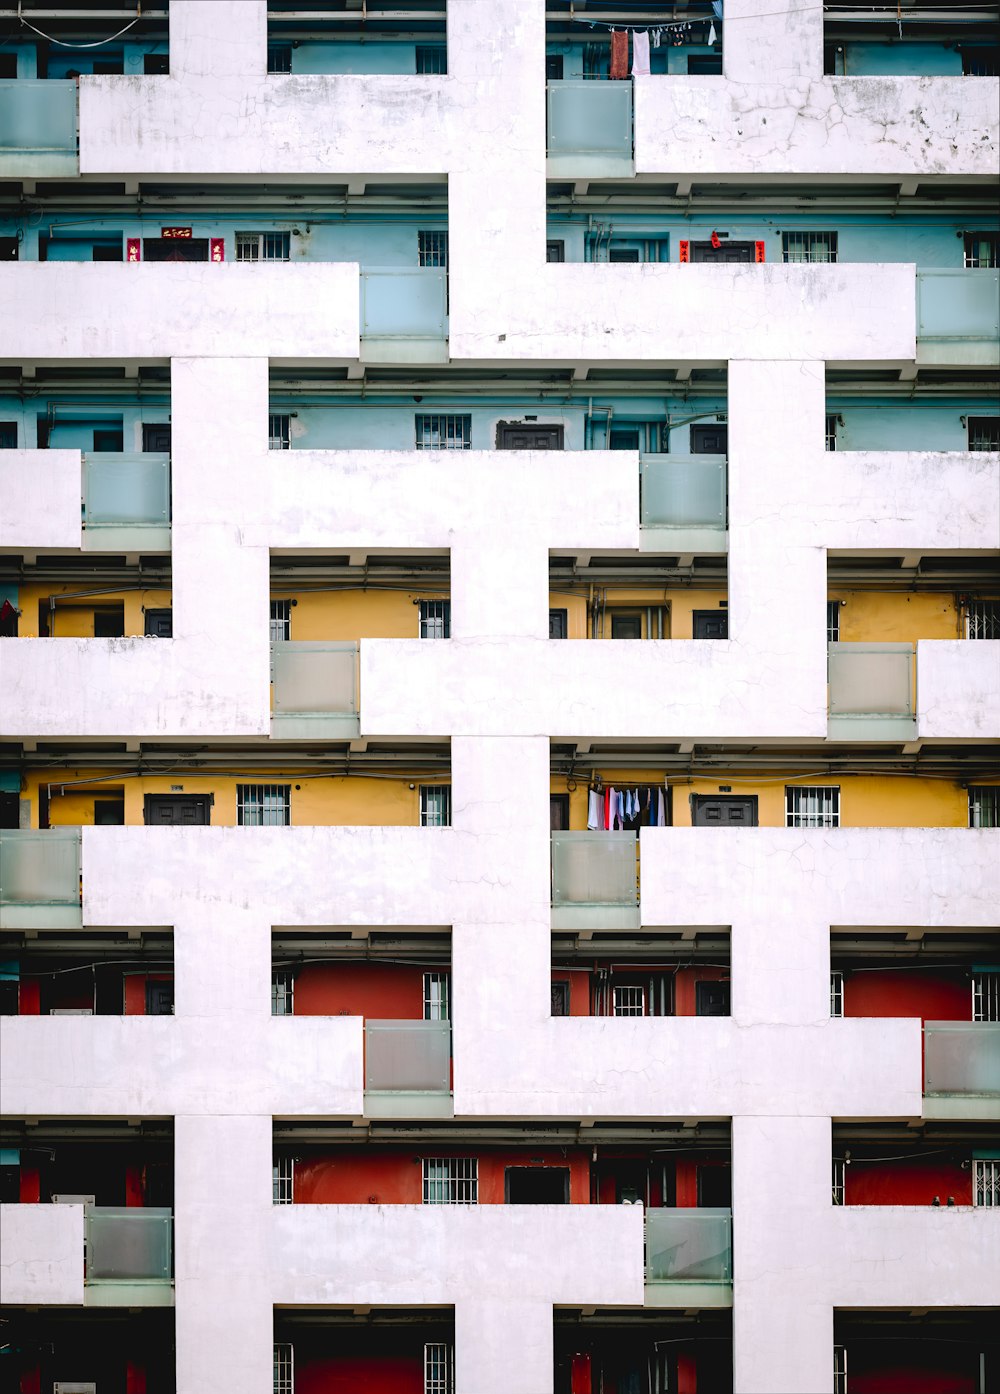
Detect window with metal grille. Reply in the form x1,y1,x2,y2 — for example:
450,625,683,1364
973,972,999,1022
270,599,291,642
418,230,449,268
827,599,841,643
832,1157,845,1205
825,413,839,451
273,1155,293,1204
424,1342,454,1394
834,1344,848,1394
783,231,838,264
419,599,451,639
236,232,291,262
969,787,1000,829
964,233,999,268
613,984,646,1016
424,970,450,1021
420,785,451,827
830,970,845,1018
272,968,294,1017
274,1341,293,1393
966,599,1000,640
422,1157,477,1204
416,45,447,74
269,413,291,450
968,417,1000,451
267,44,292,74
786,786,840,828
974,1158,999,1206
415,414,471,450
237,784,291,827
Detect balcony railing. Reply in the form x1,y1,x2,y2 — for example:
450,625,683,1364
271,641,357,715
924,1023,1000,1098
551,831,638,907
0,80,78,173
0,830,81,915
365,1019,451,1093
546,79,634,164
85,1206,173,1283
645,1208,733,1284
640,454,727,532
917,269,1000,345
360,268,447,342
82,453,171,531
828,643,915,732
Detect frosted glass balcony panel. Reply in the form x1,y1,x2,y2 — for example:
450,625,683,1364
82,454,171,527
641,454,727,529
551,831,638,906
360,269,447,338
365,1019,451,1092
546,80,633,158
0,830,81,908
271,641,357,715
646,1208,733,1282
924,1023,1000,1097
828,643,914,717
0,80,76,154
917,270,1000,342
85,1207,172,1281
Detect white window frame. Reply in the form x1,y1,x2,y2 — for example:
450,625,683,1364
783,231,838,263
269,413,291,450
834,1344,847,1394
236,231,291,262
420,785,451,827
272,967,294,1017
273,1340,294,1393
273,1155,293,1205
419,599,451,639
832,1157,845,1205
973,1157,999,1207
237,783,291,827
270,598,291,642
786,786,840,828
972,971,999,1022
422,1157,477,1204
613,984,646,1017
415,413,471,450
969,787,1000,829
830,969,845,1018
423,970,450,1021
423,1341,454,1394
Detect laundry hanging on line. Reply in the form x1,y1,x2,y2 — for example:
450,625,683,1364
590,783,668,831
631,29,650,76
609,27,630,79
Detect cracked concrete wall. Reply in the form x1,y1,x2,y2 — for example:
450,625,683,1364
0,1202,85,1305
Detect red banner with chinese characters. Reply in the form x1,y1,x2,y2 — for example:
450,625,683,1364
126,238,140,262
210,238,225,262
755,240,766,262
678,241,690,263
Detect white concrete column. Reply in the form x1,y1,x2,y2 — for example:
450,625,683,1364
450,535,549,640
732,911,831,1027
722,0,824,82
167,0,267,79
455,1298,554,1394
175,908,271,1020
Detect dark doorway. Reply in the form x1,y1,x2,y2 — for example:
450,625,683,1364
142,423,172,452
609,247,640,263
0,791,20,829
496,422,564,450
0,421,16,447
688,54,723,74
94,799,125,826
692,610,728,640
698,1164,732,1207
143,794,212,826
144,54,170,74
696,981,731,1016
551,981,570,1017
691,796,757,827
93,606,125,638
143,238,209,263
0,237,18,260
546,240,565,263
690,423,728,454
550,793,570,830
146,980,175,1016
545,54,564,79
505,1167,570,1204
93,428,125,452
689,241,755,264
549,608,568,639
144,608,173,638
610,612,643,640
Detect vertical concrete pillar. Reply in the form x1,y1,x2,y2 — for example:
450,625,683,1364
455,1298,554,1394
167,0,267,79
722,0,824,83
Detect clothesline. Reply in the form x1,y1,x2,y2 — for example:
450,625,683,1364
587,784,668,831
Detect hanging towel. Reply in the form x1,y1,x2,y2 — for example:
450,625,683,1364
631,30,650,76
588,789,601,830
617,791,626,828
656,789,667,826
610,28,629,79
604,787,613,831
708,21,717,45
651,27,661,48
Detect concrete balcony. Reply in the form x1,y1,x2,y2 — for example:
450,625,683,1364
639,453,727,554
84,1206,174,1306
546,79,633,177
917,269,1000,367
0,1202,85,1304
551,830,639,931
364,1018,452,1119
0,829,82,930
83,452,171,551
828,641,917,742
360,268,448,364
0,450,84,552
270,640,360,739
645,1207,733,1308
917,640,1000,742
0,80,77,177
923,1022,1000,1121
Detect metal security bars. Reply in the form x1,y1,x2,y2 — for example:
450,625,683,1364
272,1155,293,1204
786,786,840,827
832,1157,845,1205
267,44,292,73
270,599,291,642
825,414,839,451
613,984,645,1016
269,413,291,450
834,1345,848,1394
415,414,471,449
973,972,999,1022
237,784,291,827
827,599,841,642
423,970,450,1021
422,1157,478,1204
968,417,1000,451
272,968,294,1017
830,970,845,1018
969,788,1000,828
966,599,1000,639
420,786,451,827
965,234,999,269
419,600,451,639
424,1342,454,1394
783,231,838,263
236,231,291,262
416,45,447,74
974,1158,999,1206
418,230,449,268
273,1341,293,1394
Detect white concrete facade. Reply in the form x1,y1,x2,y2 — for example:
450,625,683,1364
1,3,999,1393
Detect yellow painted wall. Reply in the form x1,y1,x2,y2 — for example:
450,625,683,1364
15,585,172,639
831,590,961,643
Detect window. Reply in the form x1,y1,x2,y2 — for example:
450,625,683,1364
267,44,292,74
142,422,171,452
0,422,16,448
420,785,451,827
270,599,291,642
783,231,838,264
963,49,999,76
832,1157,845,1205
786,786,840,828
272,968,294,1017
236,232,291,262
974,1158,999,1207
825,413,839,451
419,600,451,639
968,417,1000,451
613,985,645,1016
269,413,291,450
695,981,730,1017
273,1155,293,1204
422,1157,477,1204
966,599,999,640
964,234,998,269
973,972,999,1022
237,784,291,827
424,1342,454,1394
969,787,1000,829
688,53,723,74
415,414,471,450
273,1341,294,1394
830,970,844,1018
834,1344,848,1394
418,231,448,268
827,599,841,643
416,45,447,74
424,971,450,1021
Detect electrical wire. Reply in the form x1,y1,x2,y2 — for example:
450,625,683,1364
15,3,144,50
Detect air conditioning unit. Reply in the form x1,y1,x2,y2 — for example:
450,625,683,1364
54,1384,97,1393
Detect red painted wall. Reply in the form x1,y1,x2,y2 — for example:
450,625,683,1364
18,979,40,1014
293,962,426,1018
848,1342,979,1393
843,969,969,1023
294,1148,591,1205
289,1329,447,1394
123,974,172,1015
846,1158,972,1206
